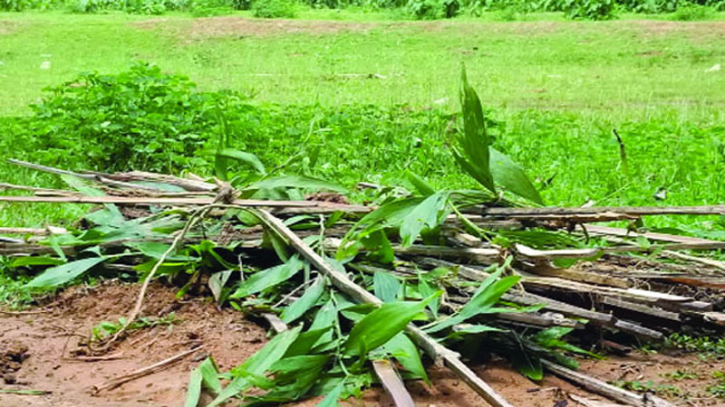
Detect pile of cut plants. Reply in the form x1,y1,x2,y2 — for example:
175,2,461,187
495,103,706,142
1,70,724,407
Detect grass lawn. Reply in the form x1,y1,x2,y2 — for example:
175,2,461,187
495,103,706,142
1,10,725,231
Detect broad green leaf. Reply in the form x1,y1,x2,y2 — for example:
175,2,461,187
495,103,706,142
209,326,302,407
125,241,172,259
373,271,401,303
270,355,330,375
281,279,325,324
199,357,222,395
405,170,435,197
229,256,304,299
490,148,543,205
26,257,106,288
316,382,345,407
217,148,267,175
209,270,233,304
460,274,521,319
248,175,345,193
9,256,65,268
426,271,520,333
184,366,203,407
399,192,450,247
417,276,439,318
510,350,543,381
344,294,438,356
359,230,394,264
381,332,429,384
347,197,424,236
447,325,506,340
285,327,333,357
456,66,494,192
309,300,338,348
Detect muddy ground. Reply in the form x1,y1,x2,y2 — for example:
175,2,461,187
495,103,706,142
0,281,723,407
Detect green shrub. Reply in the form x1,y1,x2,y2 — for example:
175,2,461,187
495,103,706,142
25,63,250,173
251,0,297,17
671,1,714,19
406,0,459,19
563,0,616,19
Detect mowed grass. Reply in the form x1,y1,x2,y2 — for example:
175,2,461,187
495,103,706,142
1,11,725,232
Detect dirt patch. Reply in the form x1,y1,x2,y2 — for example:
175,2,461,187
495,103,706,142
0,281,268,406
624,19,725,40
177,17,378,38
132,16,563,40
0,20,19,36
1,281,723,406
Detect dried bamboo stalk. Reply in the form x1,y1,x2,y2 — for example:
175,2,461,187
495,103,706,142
542,360,674,407
0,195,371,213
472,205,725,217
371,360,416,407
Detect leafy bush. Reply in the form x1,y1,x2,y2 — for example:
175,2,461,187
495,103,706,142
24,63,250,173
0,0,59,10
563,0,616,19
671,1,714,18
251,0,297,17
406,0,459,18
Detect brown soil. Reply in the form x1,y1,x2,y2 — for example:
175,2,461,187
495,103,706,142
1,281,723,406
129,16,725,43
0,20,19,36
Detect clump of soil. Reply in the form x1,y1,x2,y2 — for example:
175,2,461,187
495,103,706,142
0,340,29,384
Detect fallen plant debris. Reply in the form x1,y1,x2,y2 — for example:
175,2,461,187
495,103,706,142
1,71,724,407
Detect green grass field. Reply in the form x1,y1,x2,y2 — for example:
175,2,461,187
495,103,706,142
1,10,725,232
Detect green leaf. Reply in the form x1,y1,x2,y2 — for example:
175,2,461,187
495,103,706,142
417,275,439,318
281,279,325,324
425,271,520,333
373,271,401,303
344,294,438,356
125,241,172,259
26,257,106,288
217,148,267,175
285,327,333,357
316,382,345,407
456,65,494,192
9,256,65,268
359,230,394,264
490,148,543,205
510,349,543,381
308,300,338,349
381,332,429,384
199,357,222,395
209,326,302,407
405,170,435,197
229,256,304,299
270,354,330,375
184,367,203,407
447,325,506,340
399,192,450,247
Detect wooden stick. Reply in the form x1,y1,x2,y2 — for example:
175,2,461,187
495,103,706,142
257,210,514,407
371,359,416,407
90,170,217,192
542,360,674,407
472,205,725,218
585,225,721,245
0,182,78,196
92,347,202,394
0,195,371,213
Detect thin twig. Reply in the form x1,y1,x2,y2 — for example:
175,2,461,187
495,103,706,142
92,347,202,394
